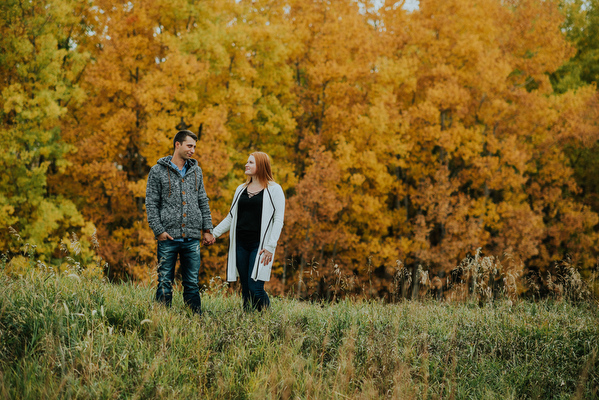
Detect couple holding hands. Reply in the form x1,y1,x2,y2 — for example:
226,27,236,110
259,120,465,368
145,130,285,315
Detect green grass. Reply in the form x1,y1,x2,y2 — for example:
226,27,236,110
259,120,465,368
0,270,597,399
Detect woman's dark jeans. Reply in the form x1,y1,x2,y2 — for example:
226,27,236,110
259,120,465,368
236,240,270,311
156,238,202,314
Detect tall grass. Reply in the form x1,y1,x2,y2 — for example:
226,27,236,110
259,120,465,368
0,267,597,399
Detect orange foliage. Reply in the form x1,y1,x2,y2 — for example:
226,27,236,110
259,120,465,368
25,0,596,296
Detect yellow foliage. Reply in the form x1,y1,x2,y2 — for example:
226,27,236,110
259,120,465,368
82,261,105,280
2,0,594,297
6,256,30,277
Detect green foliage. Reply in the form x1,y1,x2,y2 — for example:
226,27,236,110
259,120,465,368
0,0,93,257
553,0,599,92
551,1,599,281
0,270,597,399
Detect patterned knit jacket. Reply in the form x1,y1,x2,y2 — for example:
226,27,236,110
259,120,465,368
145,156,213,240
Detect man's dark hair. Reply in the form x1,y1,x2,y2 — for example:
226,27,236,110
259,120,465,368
173,130,197,149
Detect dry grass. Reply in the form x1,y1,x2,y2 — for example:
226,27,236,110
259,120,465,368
0,264,597,399
1,231,598,398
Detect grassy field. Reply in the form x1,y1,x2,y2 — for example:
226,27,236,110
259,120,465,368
0,270,597,399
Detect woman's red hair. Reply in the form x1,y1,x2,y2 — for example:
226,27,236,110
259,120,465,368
246,151,274,188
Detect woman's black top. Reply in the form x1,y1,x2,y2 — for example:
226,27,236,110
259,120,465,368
236,187,263,244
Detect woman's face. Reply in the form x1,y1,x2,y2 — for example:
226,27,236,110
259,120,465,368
245,155,257,177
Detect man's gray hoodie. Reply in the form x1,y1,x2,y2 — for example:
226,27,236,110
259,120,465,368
146,156,213,239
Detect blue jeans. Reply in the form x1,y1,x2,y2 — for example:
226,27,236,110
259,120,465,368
236,241,270,311
156,239,202,313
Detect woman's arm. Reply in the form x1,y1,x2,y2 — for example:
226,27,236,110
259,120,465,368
213,185,244,238
213,213,232,238
263,185,285,254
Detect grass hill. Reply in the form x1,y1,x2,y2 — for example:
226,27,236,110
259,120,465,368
0,269,597,399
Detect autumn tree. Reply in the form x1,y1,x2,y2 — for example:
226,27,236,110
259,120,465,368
7,0,595,297
0,0,95,262
278,0,598,296
375,0,598,288
551,0,599,251
58,0,299,281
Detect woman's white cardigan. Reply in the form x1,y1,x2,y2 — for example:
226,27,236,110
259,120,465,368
213,182,285,282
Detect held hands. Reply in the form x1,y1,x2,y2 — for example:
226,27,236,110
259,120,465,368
259,249,273,265
202,232,216,246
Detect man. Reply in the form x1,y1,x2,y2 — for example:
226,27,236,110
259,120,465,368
145,130,214,314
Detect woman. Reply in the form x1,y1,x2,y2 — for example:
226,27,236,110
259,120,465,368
212,152,285,311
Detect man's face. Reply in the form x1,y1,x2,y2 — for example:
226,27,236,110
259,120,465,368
176,137,196,160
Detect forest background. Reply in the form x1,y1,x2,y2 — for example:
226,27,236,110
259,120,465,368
1,0,599,299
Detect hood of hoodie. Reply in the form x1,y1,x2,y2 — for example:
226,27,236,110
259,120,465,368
157,155,198,171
